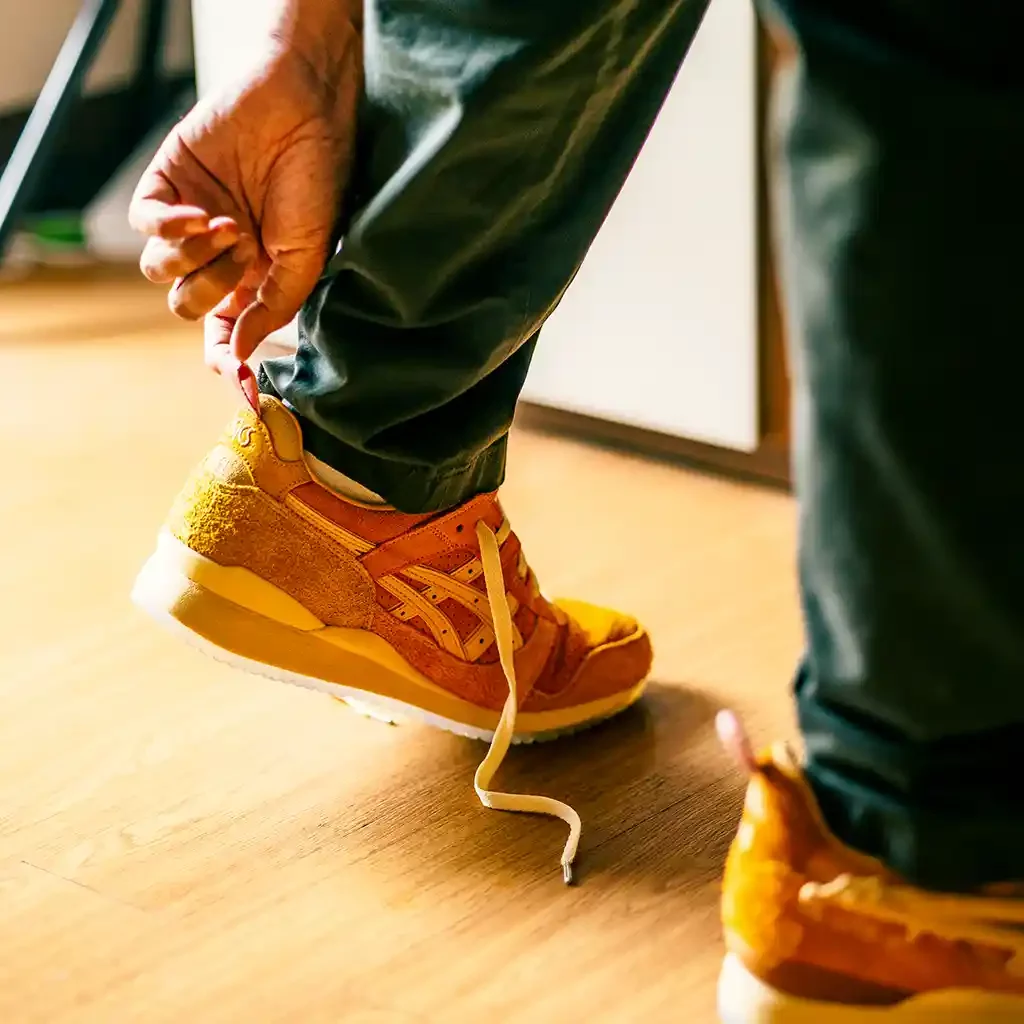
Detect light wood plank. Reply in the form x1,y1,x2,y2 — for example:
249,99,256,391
0,274,801,1023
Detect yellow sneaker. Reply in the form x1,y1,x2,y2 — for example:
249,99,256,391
132,395,651,879
716,714,1024,1022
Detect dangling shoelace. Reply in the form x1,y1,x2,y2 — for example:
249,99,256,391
473,521,582,884
245,375,581,882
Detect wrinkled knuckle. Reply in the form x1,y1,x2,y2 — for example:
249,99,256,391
259,276,300,317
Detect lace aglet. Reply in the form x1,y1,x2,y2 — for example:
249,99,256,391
562,861,574,886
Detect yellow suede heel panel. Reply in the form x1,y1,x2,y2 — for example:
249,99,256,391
217,406,310,499
199,443,255,486
155,531,323,631
166,471,375,629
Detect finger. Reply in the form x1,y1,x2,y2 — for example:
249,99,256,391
230,252,323,363
203,310,238,377
204,286,257,376
169,236,258,321
205,291,262,413
139,205,211,240
130,170,211,239
140,218,239,283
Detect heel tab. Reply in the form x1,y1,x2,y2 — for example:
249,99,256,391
258,395,304,462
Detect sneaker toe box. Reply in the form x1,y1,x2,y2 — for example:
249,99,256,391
522,600,652,711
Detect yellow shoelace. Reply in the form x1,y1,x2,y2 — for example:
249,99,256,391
473,521,582,884
800,874,1024,966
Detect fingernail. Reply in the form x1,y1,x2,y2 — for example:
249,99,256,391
212,225,238,247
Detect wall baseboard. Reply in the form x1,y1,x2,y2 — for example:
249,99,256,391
0,74,194,215
516,402,792,491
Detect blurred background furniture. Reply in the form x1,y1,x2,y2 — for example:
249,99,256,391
0,0,192,265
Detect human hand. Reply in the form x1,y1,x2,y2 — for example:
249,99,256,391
129,32,360,377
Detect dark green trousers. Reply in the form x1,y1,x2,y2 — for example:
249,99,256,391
260,0,1024,890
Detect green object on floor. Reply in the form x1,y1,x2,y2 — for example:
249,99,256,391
25,212,86,249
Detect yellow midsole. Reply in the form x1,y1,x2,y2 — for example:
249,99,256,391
140,532,645,735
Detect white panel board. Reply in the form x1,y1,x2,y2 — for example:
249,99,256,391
522,0,759,452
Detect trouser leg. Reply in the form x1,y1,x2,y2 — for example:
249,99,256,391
261,0,711,512
766,0,1024,888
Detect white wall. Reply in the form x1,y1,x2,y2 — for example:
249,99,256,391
0,0,194,113
191,0,283,97
523,0,759,452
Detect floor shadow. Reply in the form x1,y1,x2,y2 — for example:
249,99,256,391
310,679,747,896
503,678,722,784
499,680,745,886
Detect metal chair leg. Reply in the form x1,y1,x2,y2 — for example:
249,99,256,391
132,0,171,136
0,0,122,260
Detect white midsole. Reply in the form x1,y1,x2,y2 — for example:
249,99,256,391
130,547,624,745
133,557,499,742
717,954,1024,1023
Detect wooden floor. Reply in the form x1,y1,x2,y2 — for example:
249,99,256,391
0,274,801,1023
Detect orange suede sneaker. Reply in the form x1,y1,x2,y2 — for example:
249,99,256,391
716,714,1024,1023
132,395,651,879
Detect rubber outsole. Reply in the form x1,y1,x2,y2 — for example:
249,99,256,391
130,538,646,745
